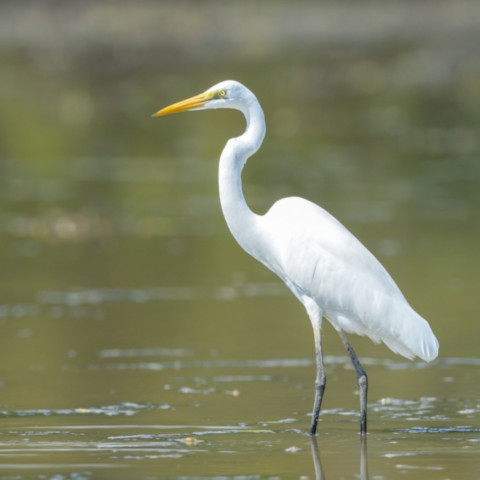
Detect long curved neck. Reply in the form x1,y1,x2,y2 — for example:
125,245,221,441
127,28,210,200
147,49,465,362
218,101,266,258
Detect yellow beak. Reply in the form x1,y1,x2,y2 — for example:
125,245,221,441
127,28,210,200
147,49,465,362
152,91,215,117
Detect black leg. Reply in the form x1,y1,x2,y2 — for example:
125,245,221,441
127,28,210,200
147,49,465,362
338,330,368,435
309,321,326,435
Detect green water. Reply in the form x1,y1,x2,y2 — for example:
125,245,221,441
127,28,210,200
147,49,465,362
0,1,479,478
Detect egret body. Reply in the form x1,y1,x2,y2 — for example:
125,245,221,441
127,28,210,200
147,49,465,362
154,80,438,435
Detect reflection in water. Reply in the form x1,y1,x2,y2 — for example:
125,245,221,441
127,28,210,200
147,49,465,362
310,436,325,480
310,436,368,480
360,435,368,480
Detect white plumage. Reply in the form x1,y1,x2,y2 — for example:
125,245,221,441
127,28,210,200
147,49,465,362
261,196,437,362
154,79,439,435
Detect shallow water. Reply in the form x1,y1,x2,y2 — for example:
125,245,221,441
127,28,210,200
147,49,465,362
1,1,480,478
0,354,479,478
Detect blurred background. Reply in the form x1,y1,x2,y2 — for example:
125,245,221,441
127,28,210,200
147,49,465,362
0,0,479,450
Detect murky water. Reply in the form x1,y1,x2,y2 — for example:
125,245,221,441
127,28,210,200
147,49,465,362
0,354,479,478
0,1,479,478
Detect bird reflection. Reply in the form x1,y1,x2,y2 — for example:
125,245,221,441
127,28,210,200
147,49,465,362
310,435,368,480
310,436,325,480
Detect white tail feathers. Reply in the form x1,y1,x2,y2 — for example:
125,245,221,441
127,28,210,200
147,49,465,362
327,304,439,363
383,309,439,362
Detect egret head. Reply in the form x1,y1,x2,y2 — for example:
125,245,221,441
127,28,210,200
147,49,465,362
153,80,256,117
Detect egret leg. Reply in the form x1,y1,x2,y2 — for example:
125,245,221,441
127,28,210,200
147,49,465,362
337,330,368,435
309,320,326,435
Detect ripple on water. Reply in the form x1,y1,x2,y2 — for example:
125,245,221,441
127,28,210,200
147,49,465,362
91,353,480,375
0,402,170,419
399,425,480,435
37,282,288,306
372,395,480,425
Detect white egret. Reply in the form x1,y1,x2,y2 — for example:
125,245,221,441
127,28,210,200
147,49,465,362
153,80,439,435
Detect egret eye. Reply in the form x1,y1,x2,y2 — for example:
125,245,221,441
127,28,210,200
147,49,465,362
214,89,226,99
